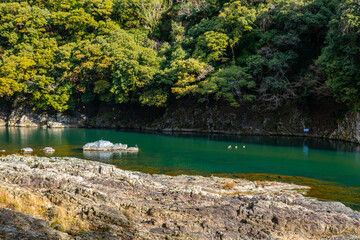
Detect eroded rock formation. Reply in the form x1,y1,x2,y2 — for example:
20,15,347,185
0,155,359,239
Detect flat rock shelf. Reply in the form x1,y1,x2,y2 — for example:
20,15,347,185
0,155,359,239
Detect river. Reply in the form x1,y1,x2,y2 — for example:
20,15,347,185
1,127,360,209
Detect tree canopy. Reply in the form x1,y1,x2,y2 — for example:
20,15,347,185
0,0,358,112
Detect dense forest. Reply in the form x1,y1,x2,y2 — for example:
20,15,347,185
0,0,359,113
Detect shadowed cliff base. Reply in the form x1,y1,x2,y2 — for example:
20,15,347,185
1,97,359,144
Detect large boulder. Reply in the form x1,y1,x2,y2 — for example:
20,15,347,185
21,148,33,154
83,140,114,151
83,140,138,152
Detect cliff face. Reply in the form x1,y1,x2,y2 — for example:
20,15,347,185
0,155,359,239
0,99,359,143
0,106,88,128
330,112,360,143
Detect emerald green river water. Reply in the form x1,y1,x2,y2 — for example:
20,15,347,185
1,127,360,209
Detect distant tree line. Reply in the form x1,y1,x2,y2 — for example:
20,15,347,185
0,0,359,112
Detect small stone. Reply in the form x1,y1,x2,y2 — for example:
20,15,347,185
127,147,139,152
21,147,33,153
42,147,55,153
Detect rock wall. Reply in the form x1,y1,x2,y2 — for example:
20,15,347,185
90,99,355,142
2,107,87,128
330,112,360,143
0,99,359,143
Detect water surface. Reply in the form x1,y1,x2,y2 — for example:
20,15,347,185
1,127,360,209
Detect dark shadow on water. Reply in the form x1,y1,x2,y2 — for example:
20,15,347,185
136,130,360,153
72,148,83,153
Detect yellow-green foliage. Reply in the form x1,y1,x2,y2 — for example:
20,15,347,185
0,0,358,110
0,187,89,234
171,58,209,97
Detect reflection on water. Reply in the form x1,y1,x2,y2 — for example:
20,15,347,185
83,150,138,161
4,127,68,148
303,145,309,155
8,127,39,146
44,128,68,144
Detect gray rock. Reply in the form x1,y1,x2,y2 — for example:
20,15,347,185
126,147,138,152
83,140,137,152
21,147,33,153
331,111,360,143
113,143,127,150
0,155,359,239
42,147,55,153
0,208,67,240
83,140,115,150
7,107,85,128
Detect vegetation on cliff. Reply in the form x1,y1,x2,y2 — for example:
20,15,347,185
0,0,359,112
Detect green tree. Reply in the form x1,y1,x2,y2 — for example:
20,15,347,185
218,1,256,63
318,0,360,107
171,58,212,97
198,65,256,106
193,31,229,63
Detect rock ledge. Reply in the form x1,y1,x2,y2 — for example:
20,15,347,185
0,155,359,240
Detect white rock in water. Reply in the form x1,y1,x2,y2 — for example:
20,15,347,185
83,140,137,152
83,140,115,150
114,143,127,150
127,147,139,152
113,143,122,149
21,147,33,153
42,147,55,153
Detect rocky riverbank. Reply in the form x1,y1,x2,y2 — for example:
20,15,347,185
0,155,359,239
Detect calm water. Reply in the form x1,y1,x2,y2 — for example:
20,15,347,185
1,127,360,209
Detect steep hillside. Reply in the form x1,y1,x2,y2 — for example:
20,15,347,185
0,0,359,114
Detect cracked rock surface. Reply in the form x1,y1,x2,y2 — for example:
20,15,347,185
0,155,359,239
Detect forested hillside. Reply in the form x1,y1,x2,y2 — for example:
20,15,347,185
0,0,359,113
